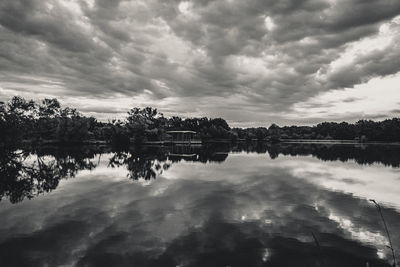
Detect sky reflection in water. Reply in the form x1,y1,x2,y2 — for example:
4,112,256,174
0,144,399,267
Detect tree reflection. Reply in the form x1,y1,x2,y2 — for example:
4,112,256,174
108,145,230,180
2,143,400,203
0,144,232,203
264,143,400,167
0,147,98,203
109,148,171,180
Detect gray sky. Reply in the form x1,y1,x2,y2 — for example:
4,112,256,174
1,0,400,127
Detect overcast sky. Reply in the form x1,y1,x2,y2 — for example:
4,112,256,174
1,0,400,126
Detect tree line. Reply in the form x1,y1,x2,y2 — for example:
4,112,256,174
1,96,400,147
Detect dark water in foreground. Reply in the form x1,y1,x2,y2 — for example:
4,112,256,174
1,143,400,267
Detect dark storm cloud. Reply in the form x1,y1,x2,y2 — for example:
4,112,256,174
0,0,400,122
0,0,94,52
342,97,364,103
326,38,400,89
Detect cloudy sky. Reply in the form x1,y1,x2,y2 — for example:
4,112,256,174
1,0,400,126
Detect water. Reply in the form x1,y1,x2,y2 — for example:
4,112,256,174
1,143,400,267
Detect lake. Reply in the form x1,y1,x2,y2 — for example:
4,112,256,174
0,143,399,267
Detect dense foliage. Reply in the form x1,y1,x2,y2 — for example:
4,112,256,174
1,96,400,148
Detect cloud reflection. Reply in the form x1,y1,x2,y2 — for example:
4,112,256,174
0,145,399,266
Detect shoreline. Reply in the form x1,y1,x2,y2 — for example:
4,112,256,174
17,139,400,147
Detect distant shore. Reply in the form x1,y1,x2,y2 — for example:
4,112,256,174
279,139,400,145
3,97,400,149
18,138,400,147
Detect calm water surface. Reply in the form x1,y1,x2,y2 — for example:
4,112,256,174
0,143,400,267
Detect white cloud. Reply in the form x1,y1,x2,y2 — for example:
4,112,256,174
291,72,400,122
264,16,275,31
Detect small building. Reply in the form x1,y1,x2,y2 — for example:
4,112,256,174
166,131,200,144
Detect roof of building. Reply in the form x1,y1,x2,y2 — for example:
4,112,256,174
166,130,196,134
